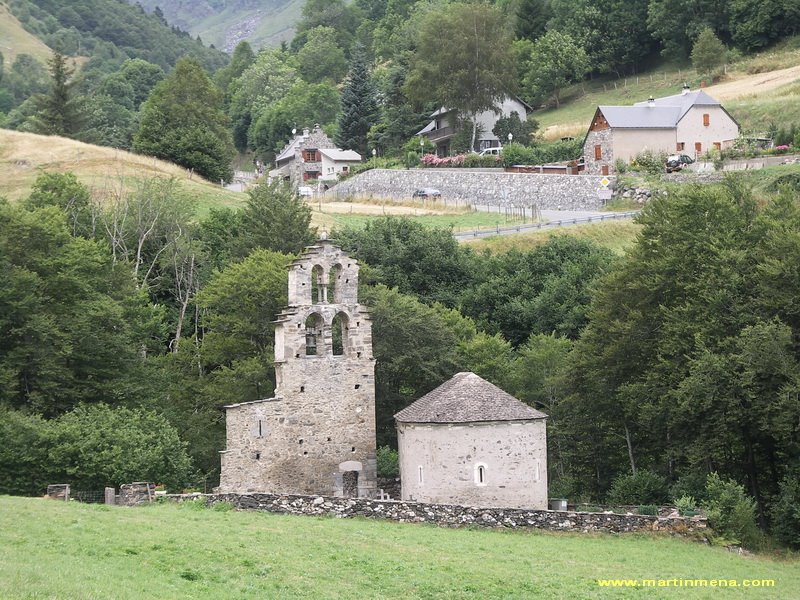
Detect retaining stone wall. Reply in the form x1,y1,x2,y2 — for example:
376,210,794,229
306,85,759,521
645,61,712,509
167,492,707,536
329,169,612,211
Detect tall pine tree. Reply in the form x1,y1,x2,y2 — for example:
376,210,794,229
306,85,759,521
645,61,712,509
335,43,377,157
28,50,83,137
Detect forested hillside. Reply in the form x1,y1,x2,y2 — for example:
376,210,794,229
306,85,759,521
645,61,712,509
2,0,799,179
2,0,800,551
127,0,303,51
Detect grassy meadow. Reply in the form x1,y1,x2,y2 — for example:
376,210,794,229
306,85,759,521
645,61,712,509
463,220,642,256
534,38,800,139
0,4,54,68
0,129,244,216
1,496,798,599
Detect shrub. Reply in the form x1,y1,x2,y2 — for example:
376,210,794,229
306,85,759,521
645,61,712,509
376,445,399,478
770,476,800,549
607,469,669,505
614,158,627,174
670,471,710,503
0,409,50,496
637,504,658,516
702,473,763,549
674,495,698,517
630,150,667,176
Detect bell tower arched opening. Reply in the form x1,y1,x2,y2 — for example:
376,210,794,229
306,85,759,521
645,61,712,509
304,312,324,356
331,312,349,356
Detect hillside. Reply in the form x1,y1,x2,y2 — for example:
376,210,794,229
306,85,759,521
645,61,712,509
128,0,303,52
2,496,798,599
535,41,800,140
0,3,52,67
3,0,228,73
0,129,243,213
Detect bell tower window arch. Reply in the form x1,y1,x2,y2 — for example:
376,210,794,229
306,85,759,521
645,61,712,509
331,311,349,356
304,312,324,356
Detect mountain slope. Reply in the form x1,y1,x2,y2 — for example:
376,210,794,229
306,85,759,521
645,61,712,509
130,0,303,52
0,129,242,213
0,3,53,67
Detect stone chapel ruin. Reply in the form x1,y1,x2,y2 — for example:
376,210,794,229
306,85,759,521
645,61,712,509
218,238,377,498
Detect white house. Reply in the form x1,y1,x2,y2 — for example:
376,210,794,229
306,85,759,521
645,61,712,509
583,87,740,175
395,372,548,509
417,96,533,156
269,125,362,189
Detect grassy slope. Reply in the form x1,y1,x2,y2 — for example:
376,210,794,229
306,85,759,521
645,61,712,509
0,2,53,68
462,221,642,256
183,0,303,50
535,39,800,140
0,129,244,215
1,496,797,599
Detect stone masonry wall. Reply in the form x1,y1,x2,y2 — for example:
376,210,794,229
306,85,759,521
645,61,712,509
167,493,708,536
329,169,613,211
398,420,547,510
583,128,614,175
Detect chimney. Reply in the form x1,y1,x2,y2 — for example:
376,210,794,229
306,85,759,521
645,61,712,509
303,127,310,136
648,96,655,107
682,83,690,96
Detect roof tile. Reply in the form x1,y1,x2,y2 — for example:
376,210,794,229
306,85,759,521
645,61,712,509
394,372,547,423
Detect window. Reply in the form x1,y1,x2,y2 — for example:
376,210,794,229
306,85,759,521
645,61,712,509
474,463,488,486
418,466,424,485
676,142,685,151
533,459,540,482
703,113,710,126
594,145,602,160
311,264,325,303
257,419,263,437
713,142,721,150
331,312,348,356
304,313,324,356
601,165,609,176
695,142,702,153
302,149,320,162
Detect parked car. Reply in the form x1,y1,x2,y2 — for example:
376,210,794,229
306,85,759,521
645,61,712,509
298,186,313,197
412,188,441,199
478,147,503,157
665,154,695,172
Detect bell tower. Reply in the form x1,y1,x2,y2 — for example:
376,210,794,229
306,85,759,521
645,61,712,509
219,237,377,497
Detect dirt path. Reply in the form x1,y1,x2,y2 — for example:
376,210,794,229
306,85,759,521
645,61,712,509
315,201,464,216
707,64,800,101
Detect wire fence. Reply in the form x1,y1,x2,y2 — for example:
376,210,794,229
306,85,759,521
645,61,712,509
453,210,640,240
71,490,106,504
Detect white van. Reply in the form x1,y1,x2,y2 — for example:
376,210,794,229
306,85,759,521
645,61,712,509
478,147,502,157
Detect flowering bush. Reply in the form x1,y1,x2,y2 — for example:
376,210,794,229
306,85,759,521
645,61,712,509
420,153,501,168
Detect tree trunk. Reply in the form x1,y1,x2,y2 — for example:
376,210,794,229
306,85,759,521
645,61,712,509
624,423,636,475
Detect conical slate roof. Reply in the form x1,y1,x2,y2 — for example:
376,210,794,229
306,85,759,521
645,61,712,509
394,372,547,424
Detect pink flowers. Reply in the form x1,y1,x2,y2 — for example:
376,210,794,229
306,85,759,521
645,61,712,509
421,153,465,167
775,144,790,150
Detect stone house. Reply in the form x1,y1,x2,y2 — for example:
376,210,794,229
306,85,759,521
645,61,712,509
269,125,362,188
417,96,533,156
395,372,549,509
218,237,377,498
582,87,740,175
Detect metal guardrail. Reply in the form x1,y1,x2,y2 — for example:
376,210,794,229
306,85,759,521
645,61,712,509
453,210,641,240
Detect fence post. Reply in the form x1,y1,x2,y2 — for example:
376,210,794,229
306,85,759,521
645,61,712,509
105,487,116,505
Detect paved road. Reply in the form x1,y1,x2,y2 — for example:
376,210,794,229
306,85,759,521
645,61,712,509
454,210,640,241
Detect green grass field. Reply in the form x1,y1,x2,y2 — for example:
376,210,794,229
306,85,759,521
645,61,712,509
1,496,797,599
463,221,643,256
533,37,800,139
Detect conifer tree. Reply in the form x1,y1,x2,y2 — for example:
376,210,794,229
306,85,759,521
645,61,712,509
28,49,83,137
335,43,378,157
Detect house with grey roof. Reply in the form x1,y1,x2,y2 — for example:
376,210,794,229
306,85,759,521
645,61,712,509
417,96,533,156
582,86,740,175
395,371,548,509
269,125,361,189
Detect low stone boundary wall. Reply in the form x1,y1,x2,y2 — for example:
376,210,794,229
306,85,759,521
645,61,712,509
329,169,612,212
167,493,707,536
